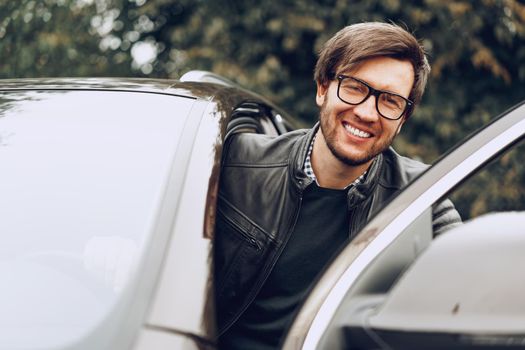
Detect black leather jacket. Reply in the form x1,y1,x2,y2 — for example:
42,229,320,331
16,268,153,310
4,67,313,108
214,125,461,335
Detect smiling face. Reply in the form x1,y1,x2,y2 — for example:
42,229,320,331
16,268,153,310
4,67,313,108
316,56,414,169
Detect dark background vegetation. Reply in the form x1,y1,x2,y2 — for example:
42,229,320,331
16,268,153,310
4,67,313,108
2,0,525,219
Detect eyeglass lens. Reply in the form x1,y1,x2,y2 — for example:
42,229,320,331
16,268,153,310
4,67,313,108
338,77,407,119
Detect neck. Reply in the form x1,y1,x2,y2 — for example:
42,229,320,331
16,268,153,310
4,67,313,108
310,130,372,189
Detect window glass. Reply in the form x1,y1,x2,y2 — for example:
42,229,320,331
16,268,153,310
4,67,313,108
0,90,194,348
450,138,525,220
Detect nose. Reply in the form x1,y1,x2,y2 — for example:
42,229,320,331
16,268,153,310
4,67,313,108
352,94,380,123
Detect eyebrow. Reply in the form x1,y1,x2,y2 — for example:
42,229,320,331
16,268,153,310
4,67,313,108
342,75,409,98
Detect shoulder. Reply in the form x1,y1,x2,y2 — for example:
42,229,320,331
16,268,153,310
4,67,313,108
379,147,430,190
222,129,311,167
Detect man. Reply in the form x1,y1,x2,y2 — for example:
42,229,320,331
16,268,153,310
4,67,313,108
214,22,461,349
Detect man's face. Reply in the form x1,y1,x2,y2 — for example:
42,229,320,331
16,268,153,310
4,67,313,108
316,56,414,167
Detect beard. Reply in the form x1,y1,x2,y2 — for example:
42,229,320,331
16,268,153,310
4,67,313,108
319,97,399,167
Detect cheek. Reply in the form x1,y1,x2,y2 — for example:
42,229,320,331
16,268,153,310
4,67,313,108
320,100,340,126
319,93,354,126
382,121,403,139
388,121,403,135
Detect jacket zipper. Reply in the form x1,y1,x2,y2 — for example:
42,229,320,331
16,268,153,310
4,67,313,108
220,210,261,250
218,191,304,336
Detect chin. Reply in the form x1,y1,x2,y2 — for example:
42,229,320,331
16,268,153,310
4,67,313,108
330,145,376,167
338,155,375,167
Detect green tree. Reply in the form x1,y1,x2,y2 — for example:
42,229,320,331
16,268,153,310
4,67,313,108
0,0,133,77
3,0,525,218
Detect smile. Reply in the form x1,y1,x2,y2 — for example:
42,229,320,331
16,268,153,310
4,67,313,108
343,123,371,138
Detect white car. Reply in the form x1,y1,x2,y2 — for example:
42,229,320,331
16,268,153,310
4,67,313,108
1,71,524,350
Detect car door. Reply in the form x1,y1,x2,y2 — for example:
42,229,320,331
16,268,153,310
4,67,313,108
132,88,300,349
283,101,525,349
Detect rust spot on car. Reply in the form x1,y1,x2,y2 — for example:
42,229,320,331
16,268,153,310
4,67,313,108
452,303,460,314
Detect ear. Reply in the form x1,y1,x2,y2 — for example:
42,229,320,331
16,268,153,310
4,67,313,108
316,81,328,107
395,118,405,136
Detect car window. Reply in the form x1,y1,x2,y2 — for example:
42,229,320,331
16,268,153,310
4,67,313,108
451,139,525,220
0,90,194,349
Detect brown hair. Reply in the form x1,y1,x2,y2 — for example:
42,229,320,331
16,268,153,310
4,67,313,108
314,22,430,118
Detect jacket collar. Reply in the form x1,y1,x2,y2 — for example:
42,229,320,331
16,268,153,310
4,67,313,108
290,123,319,190
289,123,383,206
347,154,383,208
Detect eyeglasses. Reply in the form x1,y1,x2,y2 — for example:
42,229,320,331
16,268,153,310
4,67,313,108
336,75,413,120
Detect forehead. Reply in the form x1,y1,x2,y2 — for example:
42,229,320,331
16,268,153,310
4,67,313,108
340,57,414,97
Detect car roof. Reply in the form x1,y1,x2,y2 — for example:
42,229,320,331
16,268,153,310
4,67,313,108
0,77,237,101
0,77,183,91
0,74,307,132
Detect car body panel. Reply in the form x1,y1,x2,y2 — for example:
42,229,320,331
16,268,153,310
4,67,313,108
370,211,525,334
143,98,219,336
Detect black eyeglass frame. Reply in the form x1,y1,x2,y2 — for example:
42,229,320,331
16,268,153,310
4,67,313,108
336,74,413,120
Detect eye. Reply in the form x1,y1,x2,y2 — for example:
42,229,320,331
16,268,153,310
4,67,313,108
341,80,367,94
381,93,404,110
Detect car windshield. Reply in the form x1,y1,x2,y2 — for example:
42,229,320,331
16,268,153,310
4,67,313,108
0,90,193,348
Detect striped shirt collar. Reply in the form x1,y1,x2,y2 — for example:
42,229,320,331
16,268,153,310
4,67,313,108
303,134,367,189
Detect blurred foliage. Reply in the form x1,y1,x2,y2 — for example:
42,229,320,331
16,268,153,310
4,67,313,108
451,140,525,220
0,0,128,76
2,0,525,219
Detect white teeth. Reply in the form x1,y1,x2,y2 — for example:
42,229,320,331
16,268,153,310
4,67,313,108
344,124,371,138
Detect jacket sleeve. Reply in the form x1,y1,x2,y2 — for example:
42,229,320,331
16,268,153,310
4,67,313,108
432,198,462,236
